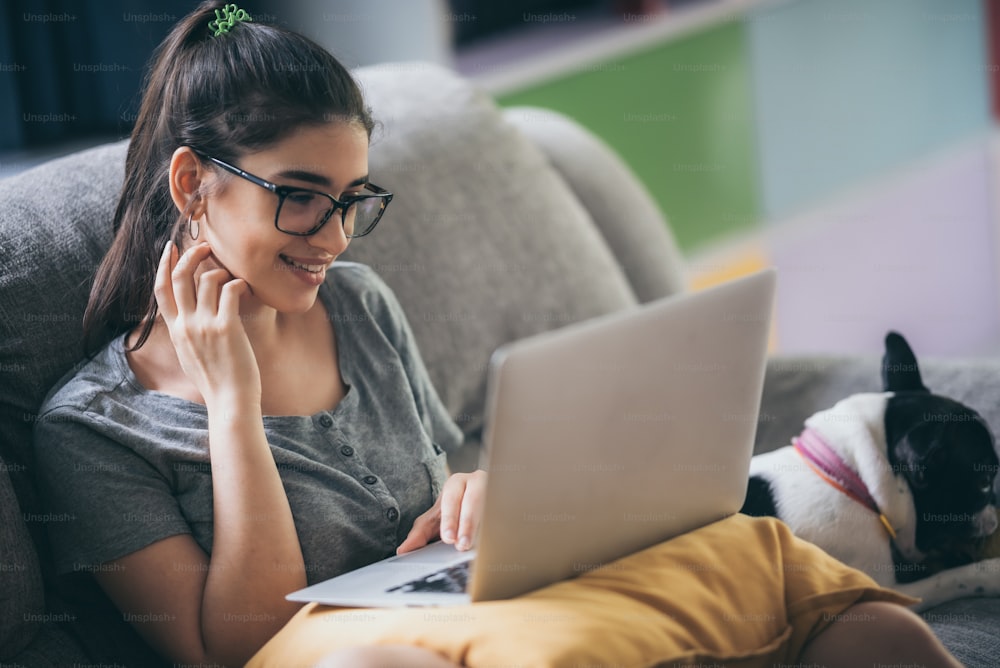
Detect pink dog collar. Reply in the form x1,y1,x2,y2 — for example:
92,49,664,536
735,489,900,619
793,427,897,541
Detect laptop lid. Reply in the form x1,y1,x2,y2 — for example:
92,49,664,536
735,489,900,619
468,268,776,601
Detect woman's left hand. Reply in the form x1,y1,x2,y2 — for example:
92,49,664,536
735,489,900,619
397,470,487,554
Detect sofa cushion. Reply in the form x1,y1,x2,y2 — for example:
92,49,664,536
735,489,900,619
0,141,124,527
0,141,126,663
8,622,91,666
922,596,1000,667
0,451,44,659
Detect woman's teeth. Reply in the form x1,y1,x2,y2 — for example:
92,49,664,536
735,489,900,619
282,256,324,273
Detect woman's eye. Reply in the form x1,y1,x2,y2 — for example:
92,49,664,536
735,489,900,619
288,192,316,205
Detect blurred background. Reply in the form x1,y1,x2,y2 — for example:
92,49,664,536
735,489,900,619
2,0,997,358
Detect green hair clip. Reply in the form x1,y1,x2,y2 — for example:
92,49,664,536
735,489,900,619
209,3,252,37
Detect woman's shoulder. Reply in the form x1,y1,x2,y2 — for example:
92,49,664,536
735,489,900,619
325,261,391,297
37,335,132,420
322,261,406,326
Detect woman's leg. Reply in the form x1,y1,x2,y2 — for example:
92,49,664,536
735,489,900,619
799,601,963,668
313,644,461,668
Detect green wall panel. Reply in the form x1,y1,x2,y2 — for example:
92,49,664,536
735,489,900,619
496,22,760,251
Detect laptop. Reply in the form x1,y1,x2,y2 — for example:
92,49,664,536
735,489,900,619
287,268,777,607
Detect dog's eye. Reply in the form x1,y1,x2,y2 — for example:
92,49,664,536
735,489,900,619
981,478,994,495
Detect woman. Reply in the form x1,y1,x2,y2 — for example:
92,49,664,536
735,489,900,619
34,3,963,667
35,2,478,665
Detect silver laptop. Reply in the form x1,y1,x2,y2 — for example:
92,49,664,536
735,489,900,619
287,268,776,607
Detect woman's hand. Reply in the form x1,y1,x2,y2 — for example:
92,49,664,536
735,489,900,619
154,240,260,408
397,470,487,554
103,241,304,667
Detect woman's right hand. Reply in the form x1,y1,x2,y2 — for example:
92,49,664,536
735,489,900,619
154,240,261,408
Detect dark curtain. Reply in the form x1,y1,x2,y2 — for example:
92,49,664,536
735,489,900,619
0,0,190,151
447,0,607,47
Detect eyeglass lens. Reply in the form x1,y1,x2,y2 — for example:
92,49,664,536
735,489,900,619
278,191,384,236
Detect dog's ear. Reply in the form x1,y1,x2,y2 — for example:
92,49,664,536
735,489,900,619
891,423,947,490
882,331,929,393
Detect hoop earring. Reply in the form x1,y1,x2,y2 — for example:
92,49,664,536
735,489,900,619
188,214,200,240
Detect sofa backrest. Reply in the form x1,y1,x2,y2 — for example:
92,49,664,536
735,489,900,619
1,140,125,557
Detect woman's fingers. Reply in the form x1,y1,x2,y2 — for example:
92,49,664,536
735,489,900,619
396,505,440,555
442,471,486,551
170,242,213,315
157,242,234,321
196,268,234,316
455,471,485,550
154,240,179,320
437,475,468,546
218,278,250,321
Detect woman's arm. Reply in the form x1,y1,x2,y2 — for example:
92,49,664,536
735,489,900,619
93,404,305,666
93,241,306,667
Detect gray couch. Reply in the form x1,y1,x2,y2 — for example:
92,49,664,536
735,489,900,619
2,63,998,666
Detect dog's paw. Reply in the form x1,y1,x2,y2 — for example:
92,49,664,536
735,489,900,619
968,556,1000,579
976,512,1000,559
896,557,1000,611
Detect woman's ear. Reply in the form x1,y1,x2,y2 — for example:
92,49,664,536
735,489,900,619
168,147,208,218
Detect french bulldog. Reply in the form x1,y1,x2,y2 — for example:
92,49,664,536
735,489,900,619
741,332,1000,611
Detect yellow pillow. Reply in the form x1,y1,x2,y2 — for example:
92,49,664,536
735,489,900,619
247,515,914,668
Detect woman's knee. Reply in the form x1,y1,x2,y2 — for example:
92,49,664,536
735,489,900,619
842,601,943,648
800,601,961,668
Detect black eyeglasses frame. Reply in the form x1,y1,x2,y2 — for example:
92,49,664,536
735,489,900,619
195,152,393,238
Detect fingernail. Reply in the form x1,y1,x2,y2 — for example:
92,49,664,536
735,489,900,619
457,536,469,550
442,528,455,542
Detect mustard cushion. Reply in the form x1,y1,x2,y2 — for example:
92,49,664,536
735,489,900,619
247,515,916,668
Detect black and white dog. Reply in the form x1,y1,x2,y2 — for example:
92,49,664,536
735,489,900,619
741,332,1000,611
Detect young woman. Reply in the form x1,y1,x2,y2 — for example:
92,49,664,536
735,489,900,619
33,3,963,667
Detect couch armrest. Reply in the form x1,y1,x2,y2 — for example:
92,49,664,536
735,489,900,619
503,107,686,303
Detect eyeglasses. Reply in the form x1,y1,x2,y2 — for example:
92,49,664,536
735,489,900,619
196,152,392,238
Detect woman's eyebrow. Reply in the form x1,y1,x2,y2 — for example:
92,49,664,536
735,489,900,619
273,169,368,189
273,169,331,187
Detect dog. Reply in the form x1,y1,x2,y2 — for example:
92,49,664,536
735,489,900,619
741,332,1000,611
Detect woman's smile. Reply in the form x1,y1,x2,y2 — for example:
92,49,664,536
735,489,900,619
278,253,333,286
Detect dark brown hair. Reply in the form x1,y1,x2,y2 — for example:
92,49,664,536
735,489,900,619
83,0,375,353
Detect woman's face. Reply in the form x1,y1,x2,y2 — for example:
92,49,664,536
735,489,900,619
199,121,370,314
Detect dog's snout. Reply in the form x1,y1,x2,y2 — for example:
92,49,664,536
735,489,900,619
973,505,999,536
